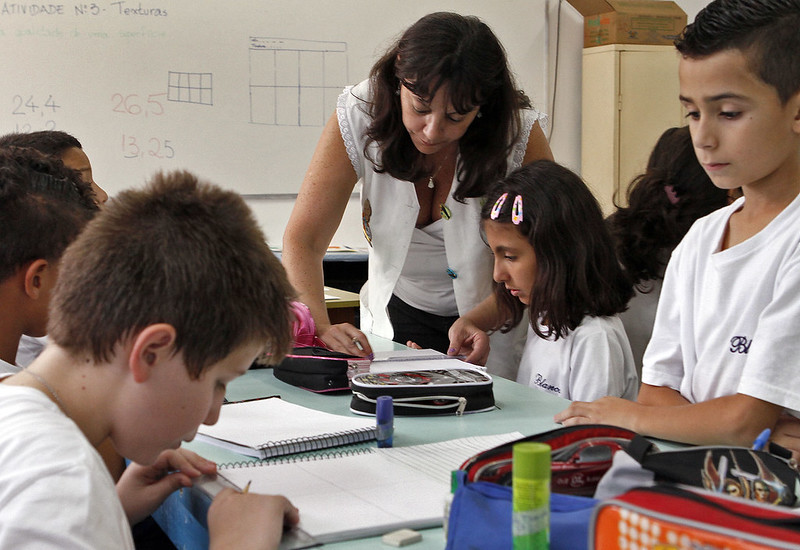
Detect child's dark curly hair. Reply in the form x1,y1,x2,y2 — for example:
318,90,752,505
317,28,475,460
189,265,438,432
607,126,729,288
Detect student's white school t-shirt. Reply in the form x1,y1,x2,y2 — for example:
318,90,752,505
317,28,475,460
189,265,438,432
0,383,133,549
0,357,19,375
516,315,639,402
15,334,47,367
643,194,800,415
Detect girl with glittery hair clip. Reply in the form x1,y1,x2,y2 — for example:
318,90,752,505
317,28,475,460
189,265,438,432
452,160,639,401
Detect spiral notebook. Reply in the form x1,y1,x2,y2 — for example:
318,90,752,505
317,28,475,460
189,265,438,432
216,432,524,546
195,397,377,459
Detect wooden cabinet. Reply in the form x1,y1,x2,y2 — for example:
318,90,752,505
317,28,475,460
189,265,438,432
581,44,684,214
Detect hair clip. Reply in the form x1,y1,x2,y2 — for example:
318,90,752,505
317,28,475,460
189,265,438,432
490,193,508,220
664,185,679,205
511,195,523,225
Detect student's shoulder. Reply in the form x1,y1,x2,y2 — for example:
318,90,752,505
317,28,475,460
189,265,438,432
572,315,628,346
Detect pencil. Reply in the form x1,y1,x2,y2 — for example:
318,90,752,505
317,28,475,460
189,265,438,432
243,480,252,494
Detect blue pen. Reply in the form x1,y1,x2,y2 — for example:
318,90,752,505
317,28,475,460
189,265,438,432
376,395,394,448
752,428,771,451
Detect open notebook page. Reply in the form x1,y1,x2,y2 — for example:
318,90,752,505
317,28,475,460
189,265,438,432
219,432,523,544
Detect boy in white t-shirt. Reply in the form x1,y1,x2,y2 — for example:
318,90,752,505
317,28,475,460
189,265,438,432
0,171,299,548
556,0,800,454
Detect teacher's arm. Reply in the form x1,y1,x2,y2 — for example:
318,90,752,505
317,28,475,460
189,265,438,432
282,111,371,357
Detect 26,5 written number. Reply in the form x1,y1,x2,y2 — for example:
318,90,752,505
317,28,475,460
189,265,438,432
112,93,166,117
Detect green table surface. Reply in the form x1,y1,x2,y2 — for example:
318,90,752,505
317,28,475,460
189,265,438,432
154,335,572,549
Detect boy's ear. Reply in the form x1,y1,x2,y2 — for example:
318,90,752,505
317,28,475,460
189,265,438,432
22,259,50,299
129,323,178,383
791,90,800,134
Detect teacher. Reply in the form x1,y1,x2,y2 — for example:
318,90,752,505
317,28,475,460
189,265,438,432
282,12,552,374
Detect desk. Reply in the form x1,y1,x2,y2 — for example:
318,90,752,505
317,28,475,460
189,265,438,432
322,249,368,295
324,286,360,326
154,335,570,549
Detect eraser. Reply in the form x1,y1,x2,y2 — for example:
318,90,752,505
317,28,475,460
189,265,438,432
381,528,422,547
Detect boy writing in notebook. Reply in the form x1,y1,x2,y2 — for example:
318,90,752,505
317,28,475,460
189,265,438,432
556,0,800,453
0,171,299,548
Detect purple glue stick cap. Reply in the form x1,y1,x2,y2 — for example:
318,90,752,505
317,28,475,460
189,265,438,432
376,395,394,448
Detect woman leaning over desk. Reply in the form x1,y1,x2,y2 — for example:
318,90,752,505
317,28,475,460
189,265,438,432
282,12,553,377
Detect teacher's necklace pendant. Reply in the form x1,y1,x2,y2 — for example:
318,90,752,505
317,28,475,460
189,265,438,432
427,176,435,189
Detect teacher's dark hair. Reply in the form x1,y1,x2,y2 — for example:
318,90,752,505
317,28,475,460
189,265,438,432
365,11,531,202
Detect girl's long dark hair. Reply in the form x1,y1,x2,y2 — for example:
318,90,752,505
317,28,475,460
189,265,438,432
482,160,633,340
606,126,729,288
364,12,531,202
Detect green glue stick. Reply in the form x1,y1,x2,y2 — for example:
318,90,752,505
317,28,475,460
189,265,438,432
512,442,551,550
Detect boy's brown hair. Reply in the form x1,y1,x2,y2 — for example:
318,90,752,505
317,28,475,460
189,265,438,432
48,170,294,376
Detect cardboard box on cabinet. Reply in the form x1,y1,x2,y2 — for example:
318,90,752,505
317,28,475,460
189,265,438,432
567,0,687,48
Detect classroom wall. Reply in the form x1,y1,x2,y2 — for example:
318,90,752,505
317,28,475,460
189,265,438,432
249,0,708,249
0,0,709,249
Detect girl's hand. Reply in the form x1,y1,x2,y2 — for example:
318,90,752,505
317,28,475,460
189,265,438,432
554,397,639,430
208,489,299,550
447,318,490,366
318,323,374,359
117,448,217,525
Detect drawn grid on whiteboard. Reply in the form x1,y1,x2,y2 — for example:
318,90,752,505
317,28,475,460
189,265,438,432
249,37,348,127
167,71,214,105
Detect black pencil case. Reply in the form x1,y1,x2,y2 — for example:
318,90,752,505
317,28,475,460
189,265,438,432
273,346,367,393
349,367,495,416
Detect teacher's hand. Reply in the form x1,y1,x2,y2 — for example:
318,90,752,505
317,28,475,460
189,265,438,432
318,323,374,359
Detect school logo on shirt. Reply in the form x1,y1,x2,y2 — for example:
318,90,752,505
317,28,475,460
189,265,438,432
534,373,561,394
729,336,752,354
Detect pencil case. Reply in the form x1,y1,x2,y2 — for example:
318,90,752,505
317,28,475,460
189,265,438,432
458,424,639,497
349,367,495,416
591,484,800,549
445,425,636,550
273,346,369,393
446,471,598,550
604,435,800,507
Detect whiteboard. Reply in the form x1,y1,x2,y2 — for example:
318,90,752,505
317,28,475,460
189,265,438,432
0,1,548,196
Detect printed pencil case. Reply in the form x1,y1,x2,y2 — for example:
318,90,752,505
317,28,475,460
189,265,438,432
458,424,639,497
617,435,800,507
349,367,494,416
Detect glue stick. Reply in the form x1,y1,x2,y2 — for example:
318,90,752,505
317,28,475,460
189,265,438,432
512,442,551,550
376,395,394,448
443,469,458,537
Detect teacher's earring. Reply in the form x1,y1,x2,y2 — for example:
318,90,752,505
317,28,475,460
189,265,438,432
476,110,482,118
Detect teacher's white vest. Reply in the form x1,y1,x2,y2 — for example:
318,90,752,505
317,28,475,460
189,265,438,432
337,80,544,379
